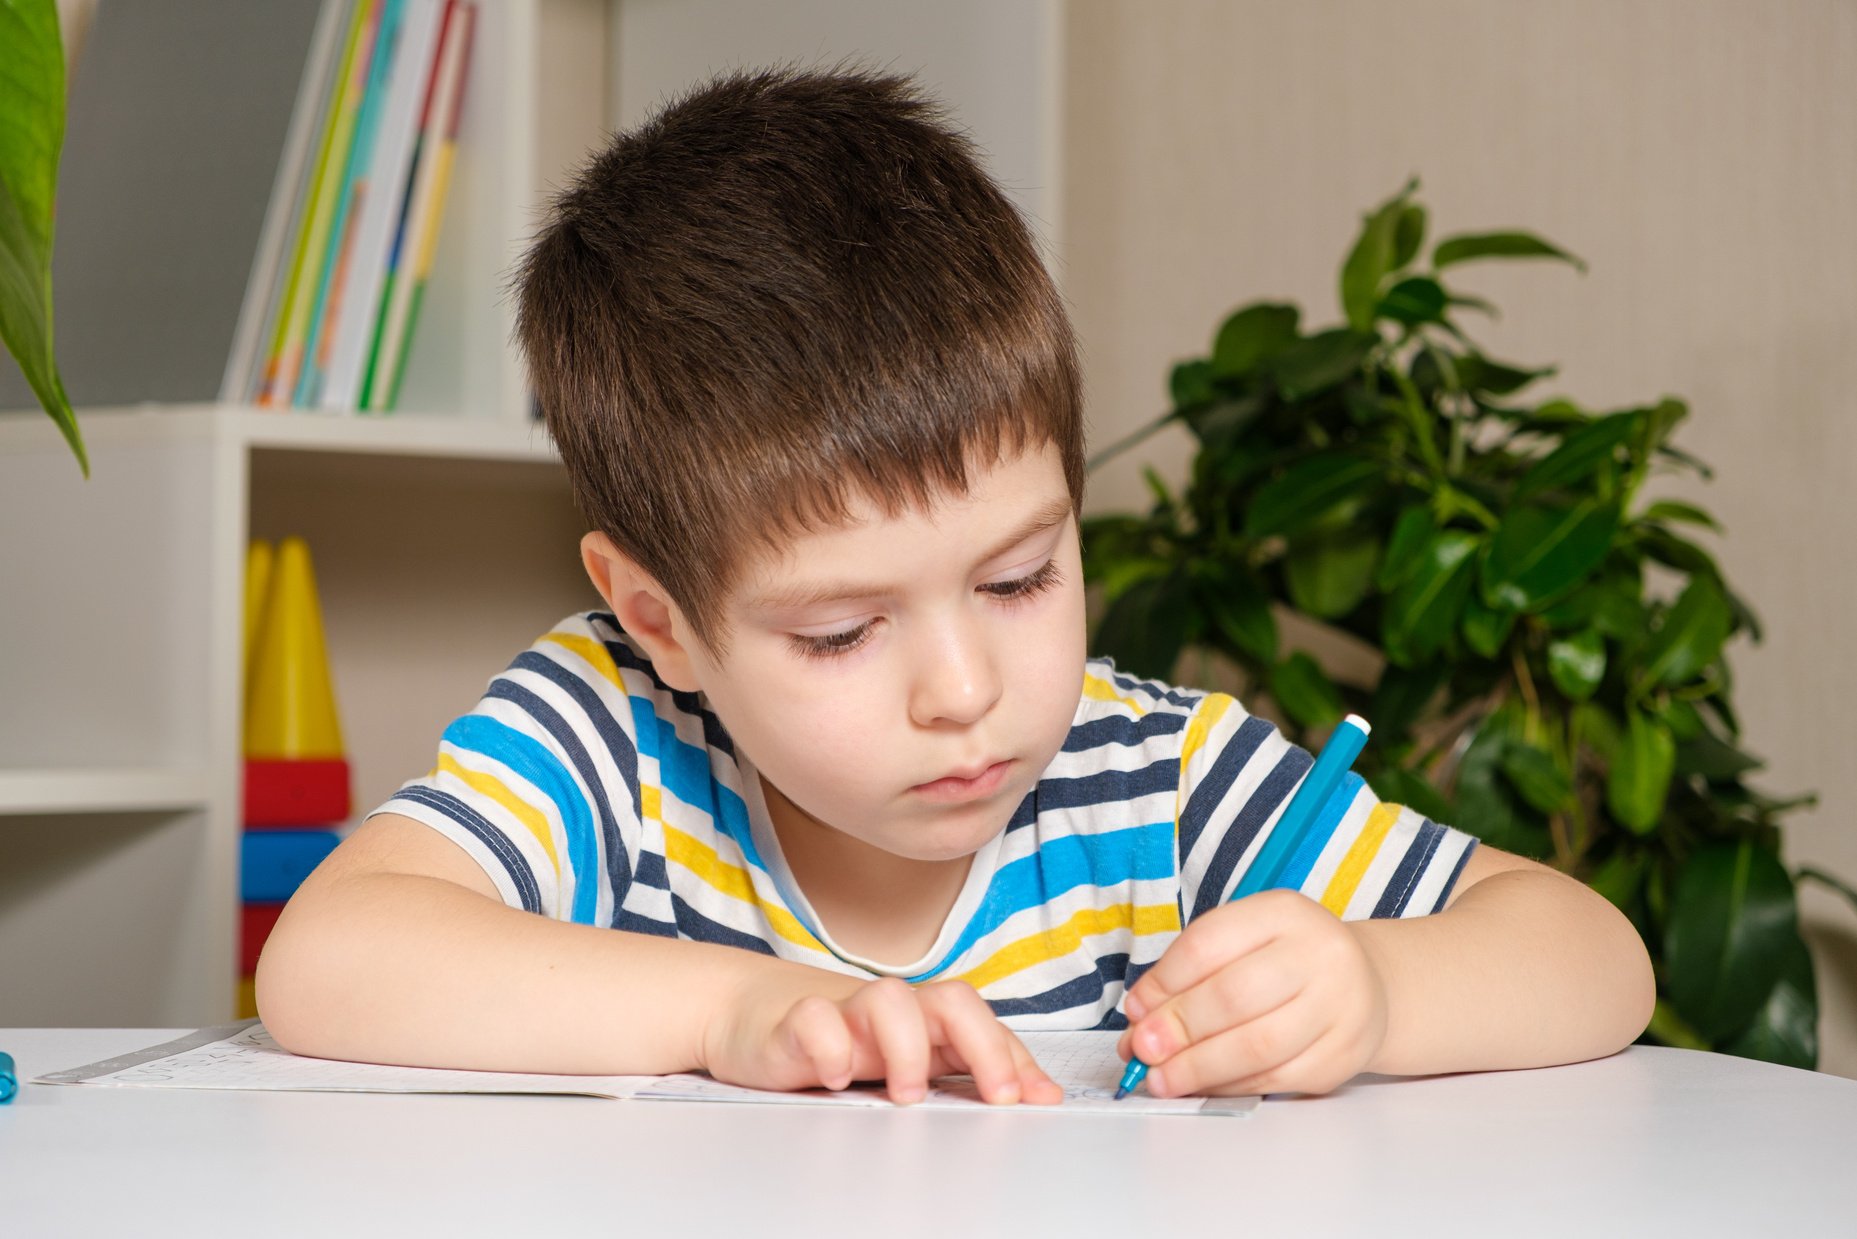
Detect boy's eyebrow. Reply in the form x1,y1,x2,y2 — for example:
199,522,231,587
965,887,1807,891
746,497,1075,614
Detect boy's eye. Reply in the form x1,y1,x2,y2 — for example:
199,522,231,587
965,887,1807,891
979,559,1062,602
784,561,1060,660
787,621,876,660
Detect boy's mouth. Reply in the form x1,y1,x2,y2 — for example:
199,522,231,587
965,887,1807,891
911,759,1014,803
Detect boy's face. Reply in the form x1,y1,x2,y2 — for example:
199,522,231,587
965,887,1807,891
689,442,1086,865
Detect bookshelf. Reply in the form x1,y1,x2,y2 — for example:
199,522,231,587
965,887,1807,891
0,0,606,1026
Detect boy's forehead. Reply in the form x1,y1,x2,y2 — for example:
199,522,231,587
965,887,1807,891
732,449,1073,615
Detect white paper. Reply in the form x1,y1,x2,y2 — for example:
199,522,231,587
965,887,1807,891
39,1023,1257,1117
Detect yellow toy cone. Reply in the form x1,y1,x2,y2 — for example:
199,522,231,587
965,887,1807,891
244,537,350,824
245,536,345,758
243,539,274,694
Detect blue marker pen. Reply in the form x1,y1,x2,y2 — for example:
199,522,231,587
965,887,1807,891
0,1051,17,1103
1115,714,1373,1100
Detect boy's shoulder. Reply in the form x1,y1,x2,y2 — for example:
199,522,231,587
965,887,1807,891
1065,658,1250,770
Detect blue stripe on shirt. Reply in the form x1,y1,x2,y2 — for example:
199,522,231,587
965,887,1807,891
1176,714,1273,860
443,713,602,925
907,821,1177,982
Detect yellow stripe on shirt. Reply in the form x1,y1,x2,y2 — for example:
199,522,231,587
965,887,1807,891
954,901,1181,991
436,751,561,875
661,823,826,954
1320,801,1402,915
541,631,624,690
1081,672,1147,715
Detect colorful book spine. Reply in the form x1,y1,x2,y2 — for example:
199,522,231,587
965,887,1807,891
369,2,475,411
319,0,446,412
260,0,381,408
294,0,408,408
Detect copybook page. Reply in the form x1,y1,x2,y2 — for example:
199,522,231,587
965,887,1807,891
38,1023,1258,1117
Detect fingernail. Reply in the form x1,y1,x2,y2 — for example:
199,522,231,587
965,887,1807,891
894,1085,925,1105
1137,1024,1172,1060
993,1081,1021,1105
1124,991,1148,1021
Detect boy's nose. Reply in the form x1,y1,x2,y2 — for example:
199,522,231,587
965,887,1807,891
908,619,1002,728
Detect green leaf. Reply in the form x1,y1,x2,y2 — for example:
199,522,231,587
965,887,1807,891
1460,594,1516,659
1637,526,1723,582
1376,505,1439,591
1458,354,1555,396
1585,849,1646,913
1093,570,1192,681
0,0,85,475
1243,453,1382,539
1369,661,1448,743
1639,576,1732,689
1674,731,1764,782
1607,706,1675,834
1196,570,1278,663
1272,651,1344,729
1376,276,1447,325
1210,303,1300,379
1572,701,1622,762
1720,928,1817,1070
1169,358,1216,408
1269,328,1379,401
1639,499,1723,533
1481,501,1620,612
1285,527,1379,619
1382,529,1481,666
1340,179,1417,331
1663,839,1800,1042
1391,203,1427,270
1368,766,1455,825
1514,412,1640,501
1452,710,1552,857
1547,629,1607,700
1432,230,1587,273
1500,741,1573,814
1661,697,1706,741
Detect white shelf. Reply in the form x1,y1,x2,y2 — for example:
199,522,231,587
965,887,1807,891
0,404,561,464
0,767,212,815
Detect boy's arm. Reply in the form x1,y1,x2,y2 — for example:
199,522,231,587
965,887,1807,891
259,813,1061,1104
1117,845,1656,1096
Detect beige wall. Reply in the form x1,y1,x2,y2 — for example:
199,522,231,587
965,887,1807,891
1062,0,1857,1075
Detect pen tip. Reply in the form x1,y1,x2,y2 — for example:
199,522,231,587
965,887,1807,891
1112,1085,1130,1101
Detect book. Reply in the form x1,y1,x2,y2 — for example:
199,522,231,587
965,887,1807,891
317,0,447,412
224,0,354,405
292,0,408,408
260,0,384,408
364,1,476,411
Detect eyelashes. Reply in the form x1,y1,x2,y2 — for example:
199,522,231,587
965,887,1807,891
786,560,1064,661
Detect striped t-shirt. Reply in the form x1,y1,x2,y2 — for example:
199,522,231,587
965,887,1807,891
377,611,1477,1030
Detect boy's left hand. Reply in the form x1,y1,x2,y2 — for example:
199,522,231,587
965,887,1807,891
1116,889,1388,1098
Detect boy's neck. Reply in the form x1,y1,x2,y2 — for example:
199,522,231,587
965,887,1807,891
760,777,975,968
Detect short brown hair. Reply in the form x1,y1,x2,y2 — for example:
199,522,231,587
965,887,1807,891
516,65,1083,650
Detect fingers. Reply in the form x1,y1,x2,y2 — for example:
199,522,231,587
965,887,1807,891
1124,891,1310,1024
921,983,1064,1105
1144,995,1331,1098
845,977,933,1103
781,994,858,1091
1127,937,1306,1071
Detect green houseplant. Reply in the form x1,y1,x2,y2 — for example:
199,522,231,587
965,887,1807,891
1,0,86,473
1082,179,1857,1069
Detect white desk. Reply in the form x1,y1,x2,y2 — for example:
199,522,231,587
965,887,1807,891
3,1028,1854,1238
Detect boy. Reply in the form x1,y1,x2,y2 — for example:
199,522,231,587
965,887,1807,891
259,67,1654,1105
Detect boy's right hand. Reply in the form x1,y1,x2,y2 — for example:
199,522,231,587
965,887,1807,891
702,974,1064,1106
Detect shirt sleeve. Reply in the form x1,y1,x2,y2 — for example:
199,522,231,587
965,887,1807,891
370,616,647,926
1174,693,1477,923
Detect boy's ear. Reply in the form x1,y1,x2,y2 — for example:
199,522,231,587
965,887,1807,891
579,532,703,692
